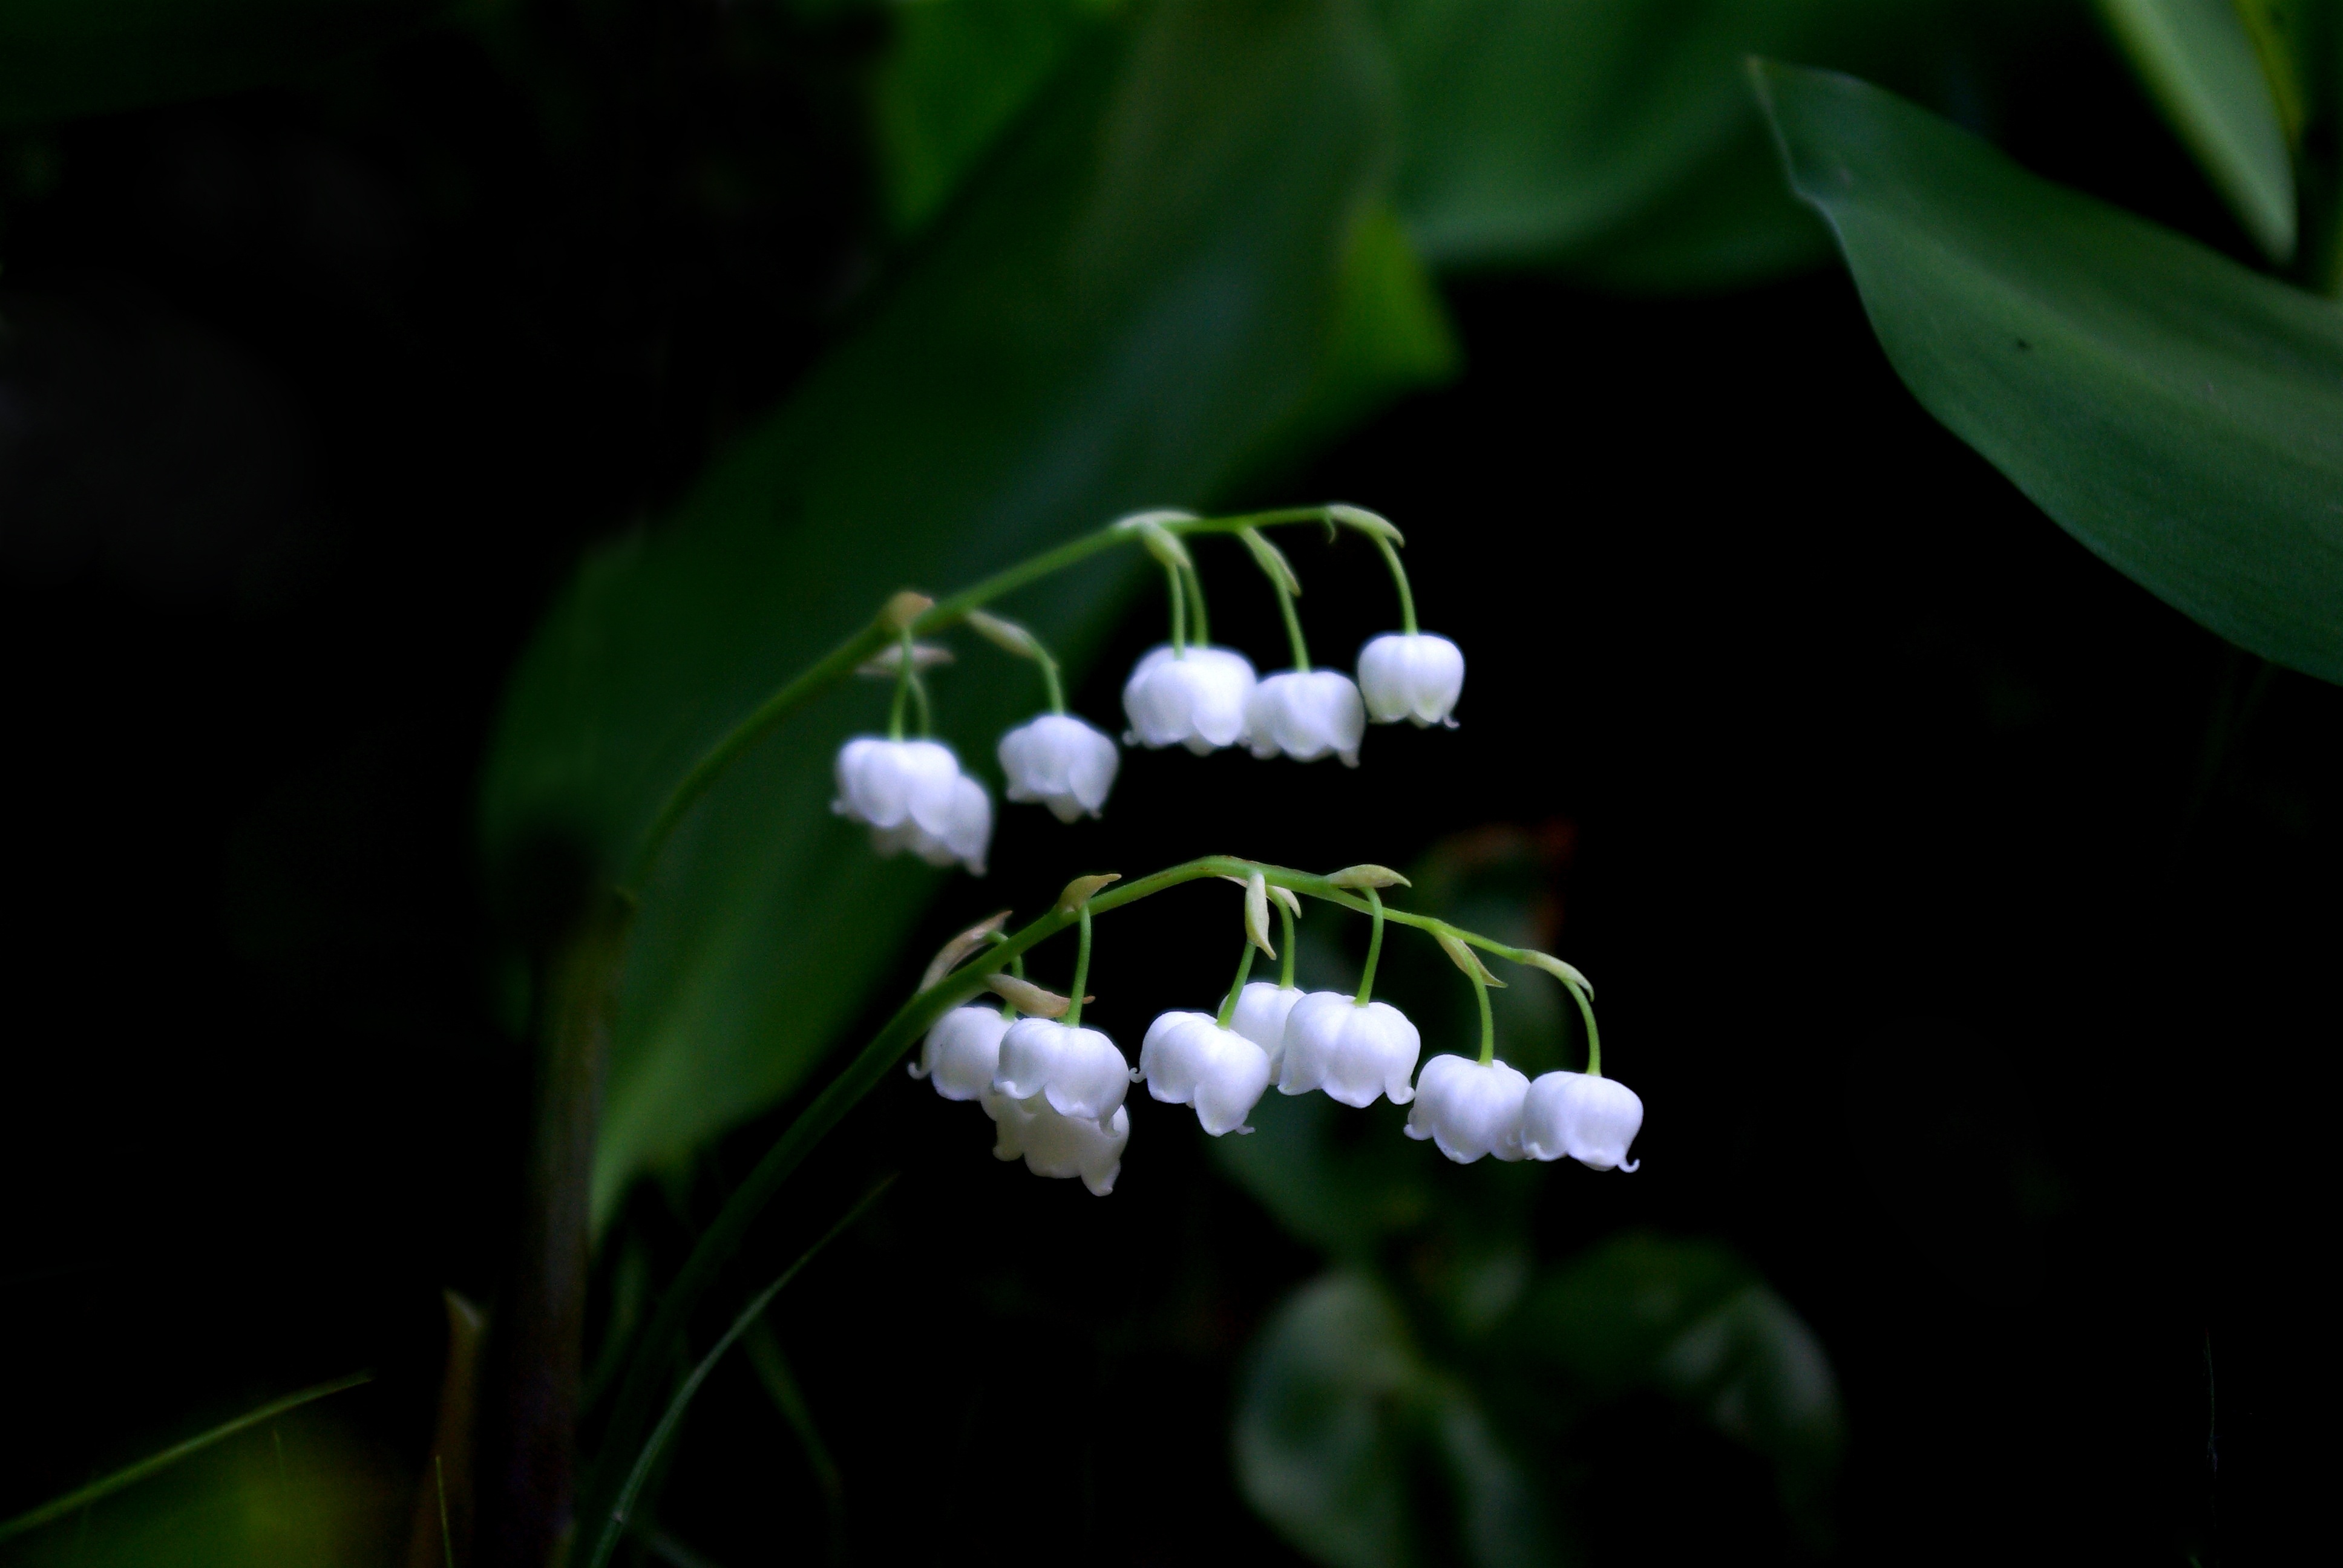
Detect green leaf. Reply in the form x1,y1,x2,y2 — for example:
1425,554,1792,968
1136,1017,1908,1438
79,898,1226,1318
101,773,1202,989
1755,59,2343,685
0,0,422,125
1381,0,1925,283
1234,1273,1425,1568
480,0,1399,1229
1507,1233,1842,1531
868,0,1121,234
2097,0,2296,261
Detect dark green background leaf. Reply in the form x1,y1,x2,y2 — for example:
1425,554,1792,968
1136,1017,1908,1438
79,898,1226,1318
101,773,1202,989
1757,59,2343,685
480,0,1414,1226
2096,0,2295,261
0,0,424,125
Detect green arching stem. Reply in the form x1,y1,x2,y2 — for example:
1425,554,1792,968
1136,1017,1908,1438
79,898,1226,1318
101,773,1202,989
1183,560,1210,645
1373,534,1418,636
1474,974,1496,1066
1166,560,1187,659
1562,976,1602,1076
1216,941,1256,1028
1277,900,1296,988
1036,650,1065,715
580,852,1598,1548
906,668,932,737
1274,577,1311,671
1064,906,1093,1030
1353,887,1384,1005
623,504,1387,893
885,627,914,742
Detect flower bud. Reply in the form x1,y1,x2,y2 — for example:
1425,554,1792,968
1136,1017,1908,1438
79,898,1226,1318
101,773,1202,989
909,1005,1012,1101
1275,993,1421,1107
1138,1011,1273,1135
832,737,992,874
998,714,1120,822
1229,981,1304,1057
1244,671,1366,766
993,1017,1130,1125
1122,644,1257,753
1518,1071,1643,1171
983,1091,1129,1195
1404,1055,1530,1163
1357,633,1464,728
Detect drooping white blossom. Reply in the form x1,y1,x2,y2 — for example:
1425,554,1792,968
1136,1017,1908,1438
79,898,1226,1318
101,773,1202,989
1229,981,1304,1057
1138,1010,1273,1135
1244,671,1366,766
832,737,991,873
1519,1071,1644,1171
1122,644,1257,754
1404,1054,1530,1163
1275,992,1421,1107
997,713,1120,822
993,1017,1130,1125
1357,633,1464,728
908,1004,1011,1102
984,1091,1129,1195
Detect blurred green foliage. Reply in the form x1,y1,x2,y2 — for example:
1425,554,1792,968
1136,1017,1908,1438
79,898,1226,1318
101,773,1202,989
1221,832,1842,1567
2,1413,402,1568
477,0,1420,1229
2097,0,2296,260
0,0,427,124
1758,60,2343,687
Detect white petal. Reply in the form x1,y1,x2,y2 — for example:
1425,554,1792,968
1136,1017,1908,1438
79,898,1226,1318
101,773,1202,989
917,1005,1012,1101
1404,1054,1529,1163
1230,982,1303,1059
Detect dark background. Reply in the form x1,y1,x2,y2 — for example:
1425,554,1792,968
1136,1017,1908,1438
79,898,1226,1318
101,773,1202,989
2,4,2332,1563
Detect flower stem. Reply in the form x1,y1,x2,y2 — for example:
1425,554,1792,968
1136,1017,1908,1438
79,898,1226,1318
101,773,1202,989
885,629,914,742
1064,905,1093,1030
1474,973,1495,1066
906,668,932,737
1374,534,1418,636
1277,900,1296,989
1274,579,1311,671
580,852,1593,1542
1166,560,1187,659
1184,560,1210,645
1353,886,1384,1005
1216,941,1257,1028
1562,976,1602,1076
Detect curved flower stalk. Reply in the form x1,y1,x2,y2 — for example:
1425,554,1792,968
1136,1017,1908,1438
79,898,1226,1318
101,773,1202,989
579,852,1622,1568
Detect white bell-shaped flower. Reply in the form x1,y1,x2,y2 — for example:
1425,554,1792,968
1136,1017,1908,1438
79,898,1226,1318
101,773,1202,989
908,1005,1011,1102
983,1091,1128,1195
1138,1010,1273,1135
1357,633,1464,727
1275,992,1420,1107
1404,1054,1530,1163
1229,981,1304,1057
1519,1071,1644,1171
997,713,1119,822
992,1017,1130,1125
833,737,991,874
1244,670,1365,766
1122,644,1257,754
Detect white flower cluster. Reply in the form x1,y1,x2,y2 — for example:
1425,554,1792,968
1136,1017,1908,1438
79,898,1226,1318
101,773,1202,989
909,1005,1131,1195
832,506,1466,879
1120,633,1463,767
910,956,1640,1197
1406,1057,1643,1169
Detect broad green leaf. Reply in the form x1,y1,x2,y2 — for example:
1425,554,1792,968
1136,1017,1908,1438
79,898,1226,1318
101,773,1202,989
480,0,1399,1229
1234,1273,1426,1568
1506,1233,1842,1529
2097,0,2296,261
868,0,1121,234
0,1,422,125
1755,60,2343,685
1382,0,1930,281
